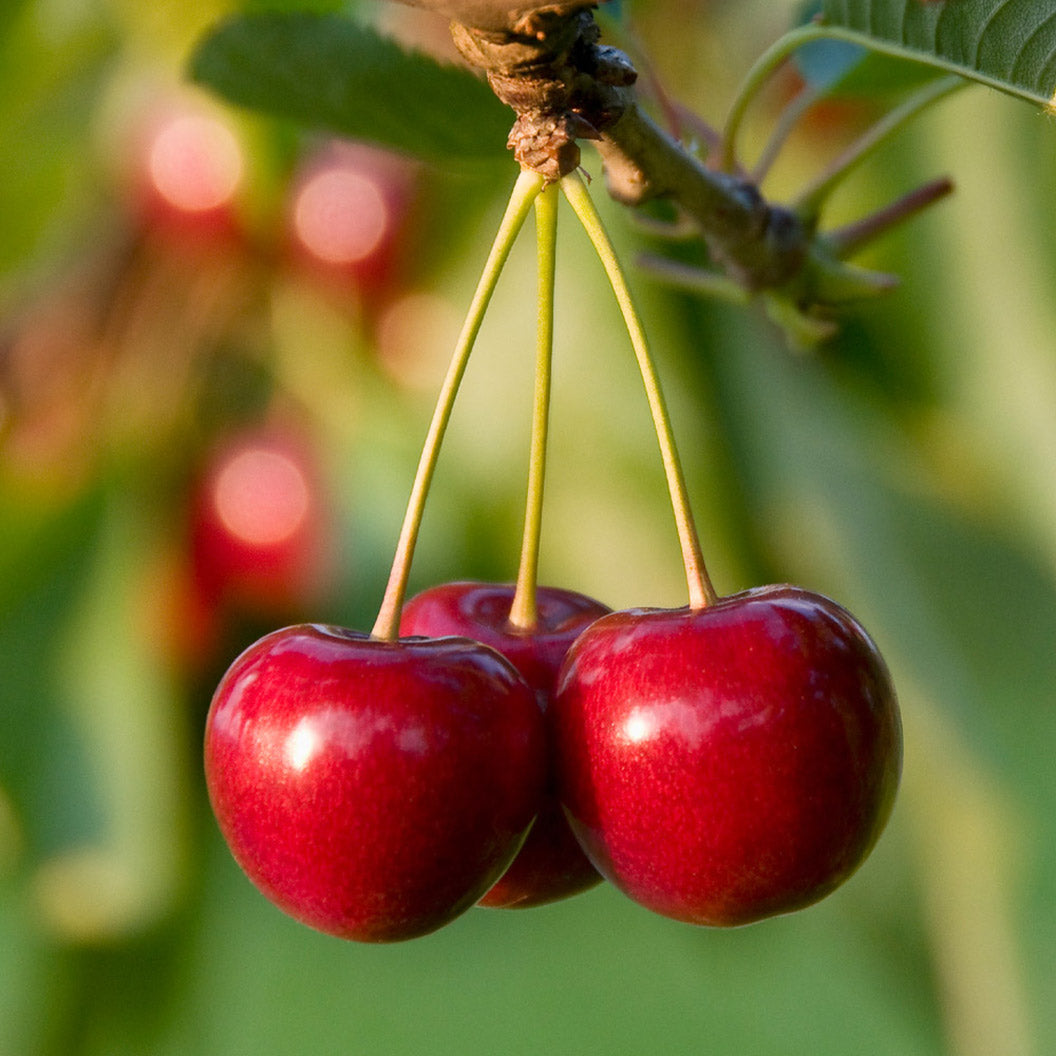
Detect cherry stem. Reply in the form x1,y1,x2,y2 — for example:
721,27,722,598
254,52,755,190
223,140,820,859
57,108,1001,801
721,25,964,180
720,25,825,173
561,172,717,611
371,170,545,641
635,253,750,305
509,182,559,632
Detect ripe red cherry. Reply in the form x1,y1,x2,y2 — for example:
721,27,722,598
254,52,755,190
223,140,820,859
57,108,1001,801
287,141,415,298
188,427,331,618
205,624,546,942
400,581,609,908
128,98,246,243
552,585,902,927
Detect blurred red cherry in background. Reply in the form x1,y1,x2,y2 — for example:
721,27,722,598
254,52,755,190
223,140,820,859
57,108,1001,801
286,141,416,299
125,96,247,244
187,425,333,620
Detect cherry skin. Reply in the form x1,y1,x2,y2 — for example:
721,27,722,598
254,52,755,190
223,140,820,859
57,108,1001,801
400,581,609,908
204,624,546,942
552,584,902,927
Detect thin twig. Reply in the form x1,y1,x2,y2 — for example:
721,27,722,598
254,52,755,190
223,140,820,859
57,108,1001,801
825,177,955,259
794,76,964,218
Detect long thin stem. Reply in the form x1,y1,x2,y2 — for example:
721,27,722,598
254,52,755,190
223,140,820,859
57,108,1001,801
825,176,954,259
721,25,825,173
371,169,544,640
561,172,717,611
751,80,825,184
509,182,559,631
635,253,751,305
793,75,963,218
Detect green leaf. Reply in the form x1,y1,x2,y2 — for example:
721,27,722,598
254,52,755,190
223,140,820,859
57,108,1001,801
794,35,943,96
793,0,930,95
819,0,1056,108
188,12,513,165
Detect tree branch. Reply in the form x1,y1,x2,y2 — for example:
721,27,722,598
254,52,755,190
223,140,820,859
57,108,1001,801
595,104,805,290
390,0,598,33
449,5,807,293
391,0,949,336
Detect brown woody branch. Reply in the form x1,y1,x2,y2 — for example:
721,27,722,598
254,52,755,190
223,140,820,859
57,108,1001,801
390,0,928,325
391,0,597,33
443,4,806,293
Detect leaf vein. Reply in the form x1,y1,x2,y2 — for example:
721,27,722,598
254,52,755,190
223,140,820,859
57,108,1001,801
1010,11,1056,87
972,1,1009,72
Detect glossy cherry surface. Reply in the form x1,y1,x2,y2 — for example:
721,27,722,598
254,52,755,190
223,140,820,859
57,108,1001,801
552,585,902,927
205,624,546,941
400,581,609,908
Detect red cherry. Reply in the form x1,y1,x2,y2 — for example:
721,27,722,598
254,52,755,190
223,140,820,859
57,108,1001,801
400,581,609,908
188,427,331,617
287,142,415,297
129,100,246,242
204,624,546,942
552,585,902,927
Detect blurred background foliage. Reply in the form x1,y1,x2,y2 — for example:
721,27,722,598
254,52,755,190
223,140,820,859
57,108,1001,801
0,1,1054,1054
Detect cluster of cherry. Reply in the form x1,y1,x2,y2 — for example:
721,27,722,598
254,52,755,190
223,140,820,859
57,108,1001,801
113,93,432,670
201,164,901,944
205,575,900,942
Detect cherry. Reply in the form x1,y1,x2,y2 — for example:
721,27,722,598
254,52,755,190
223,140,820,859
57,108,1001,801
188,427,331,618
400,581,609,908
552,584,902,927
127,98,246,243
286,141,416,298
204,624,546,942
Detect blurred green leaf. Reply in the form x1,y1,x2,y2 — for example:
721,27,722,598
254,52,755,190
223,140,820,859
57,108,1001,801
0,888,52,1056
40,486,190,943
188,13,512,165
0,6,117,277
0,0,31,40
820,0,1056,108
793,1,942,96
0,490,108,856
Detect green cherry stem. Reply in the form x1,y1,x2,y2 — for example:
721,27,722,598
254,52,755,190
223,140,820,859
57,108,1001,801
371,169,545,641
720,25,823,173
561,172,717,611
509,181,559,632
793,74,963,219
721,23,968,177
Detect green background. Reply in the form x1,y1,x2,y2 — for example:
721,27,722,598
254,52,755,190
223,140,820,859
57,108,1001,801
0,1,1053,1053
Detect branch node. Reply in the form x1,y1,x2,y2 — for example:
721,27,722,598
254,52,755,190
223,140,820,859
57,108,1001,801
452,9,635,179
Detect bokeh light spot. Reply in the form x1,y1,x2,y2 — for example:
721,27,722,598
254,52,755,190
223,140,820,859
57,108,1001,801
293,168,389,265
148,113,243,213
213,448,310,547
